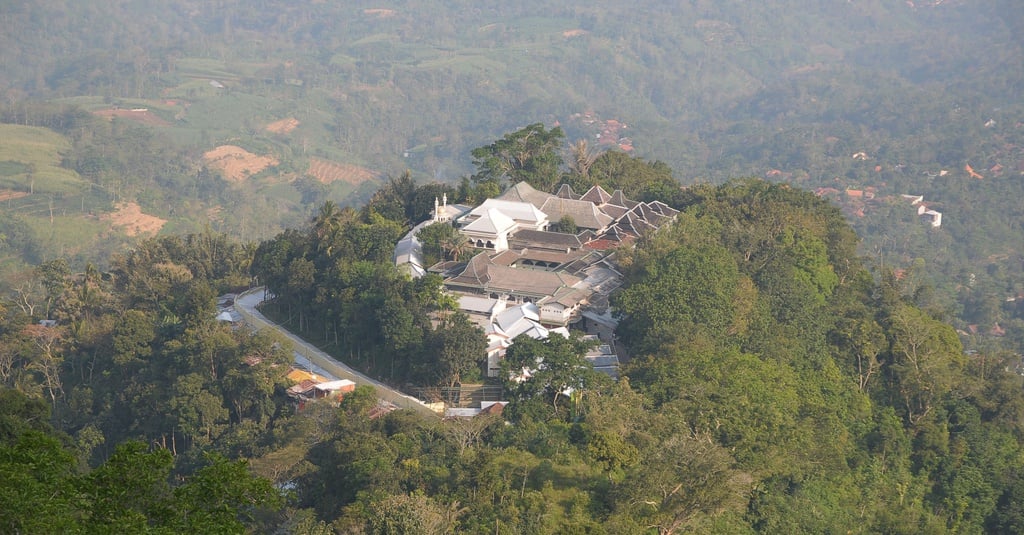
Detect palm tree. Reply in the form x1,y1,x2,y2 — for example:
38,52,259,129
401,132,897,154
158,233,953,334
568,139,600,180
311,201,345,257
443,233,470,262
312,201,341,240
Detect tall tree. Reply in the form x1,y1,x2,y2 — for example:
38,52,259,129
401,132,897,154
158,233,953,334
612,431,748,535
502,334,598,416
886,304,966,426
613,243,740,354
471,123,565,192
433,312,487,390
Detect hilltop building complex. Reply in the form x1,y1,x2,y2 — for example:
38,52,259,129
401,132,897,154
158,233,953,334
396,181,678,379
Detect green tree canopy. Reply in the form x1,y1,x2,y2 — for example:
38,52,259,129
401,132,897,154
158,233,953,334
471,123,565,192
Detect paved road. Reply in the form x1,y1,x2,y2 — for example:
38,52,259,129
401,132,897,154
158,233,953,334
235,288,441,418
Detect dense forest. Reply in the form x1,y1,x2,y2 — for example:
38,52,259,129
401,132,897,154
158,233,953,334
2,140,1024,531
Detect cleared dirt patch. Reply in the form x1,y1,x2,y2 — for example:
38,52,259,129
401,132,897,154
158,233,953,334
562,29,588,38
0,190,30,202
102,202,166,237
203,145,279,182
307,157,379,185
93,108,171,127
266,117,300,134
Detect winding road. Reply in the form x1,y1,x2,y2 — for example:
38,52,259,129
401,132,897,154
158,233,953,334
235,288,441,418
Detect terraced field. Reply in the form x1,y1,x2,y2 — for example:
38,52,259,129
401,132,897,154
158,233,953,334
307,157,379,186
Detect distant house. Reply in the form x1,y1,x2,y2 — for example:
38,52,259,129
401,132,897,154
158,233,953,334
901,194,924,205
901,194,941,228
965,164,984,180
921,209,942,228
285,368,328,401
444,182,677,323
285,368,356,403
313,379,356,398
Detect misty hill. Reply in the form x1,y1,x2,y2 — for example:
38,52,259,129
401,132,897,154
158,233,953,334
2,1,1024,350
2,1,1020,179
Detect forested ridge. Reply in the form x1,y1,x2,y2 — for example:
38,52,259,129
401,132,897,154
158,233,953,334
2,140,1024,531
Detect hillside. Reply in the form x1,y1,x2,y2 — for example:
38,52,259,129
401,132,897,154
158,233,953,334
1,0,1023,352
6,177,1021,532
3,1,1019,179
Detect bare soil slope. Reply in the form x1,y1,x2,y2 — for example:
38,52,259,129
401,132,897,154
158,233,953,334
203,145,279,182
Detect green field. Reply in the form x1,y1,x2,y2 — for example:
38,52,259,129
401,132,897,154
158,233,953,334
0,124,83,194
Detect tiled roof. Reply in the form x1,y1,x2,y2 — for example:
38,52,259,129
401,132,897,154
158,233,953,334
509,229,582,250
466,199,548,225
446,253,582,297
602,224,640,241
496,182,554,209
495,303,541,332
618,210,658,234
555,183,580,200
583,238,621,250
608,189,639,209
448,253,492,287
516,249,583,265
286,368,325,384
540,286,590,308
599,203,630,220
489,250,522,266
287,379,320,397
646,200,679,217
462,208,517,235
458,295,505,316
580,185,612,204
634,203,669,226
539,197,614,230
